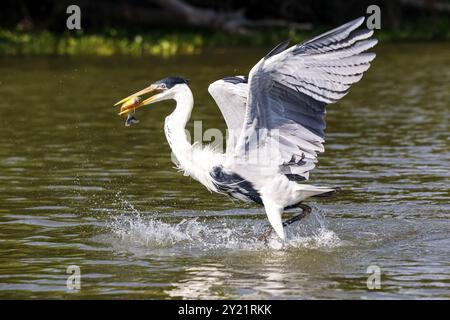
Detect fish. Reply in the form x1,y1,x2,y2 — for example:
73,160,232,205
125,113,139,127
119,96,142,127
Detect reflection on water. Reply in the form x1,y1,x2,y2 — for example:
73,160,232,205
167,264,231,299
0,43,449,299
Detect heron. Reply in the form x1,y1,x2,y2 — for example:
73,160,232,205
114,17,377,240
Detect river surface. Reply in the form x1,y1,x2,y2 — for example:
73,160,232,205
0,43,449,299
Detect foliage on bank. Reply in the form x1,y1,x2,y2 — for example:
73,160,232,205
0,20,448,57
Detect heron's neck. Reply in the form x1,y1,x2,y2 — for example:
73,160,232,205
163,85,220,191
164,86,194,163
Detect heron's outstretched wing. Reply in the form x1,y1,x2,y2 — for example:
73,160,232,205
233,16,377,181
208,76,248,153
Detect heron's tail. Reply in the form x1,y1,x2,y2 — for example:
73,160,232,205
312,187,340,198
295,185,335,200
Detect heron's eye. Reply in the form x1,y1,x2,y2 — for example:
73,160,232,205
160,83,168,90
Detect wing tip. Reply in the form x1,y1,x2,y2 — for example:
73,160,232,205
354,16,366,27
364,51,377,61
265,39,291,59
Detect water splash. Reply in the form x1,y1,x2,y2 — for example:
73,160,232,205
107,207,343,252
113,191,140,215
111,215,209,248
286,227,342,249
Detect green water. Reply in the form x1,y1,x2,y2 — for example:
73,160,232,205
0,43,449,299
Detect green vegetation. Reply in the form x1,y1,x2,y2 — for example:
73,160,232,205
0,29,204,57
0,28,319,57
1,19,448,57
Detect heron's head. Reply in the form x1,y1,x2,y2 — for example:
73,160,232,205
115,76,189,116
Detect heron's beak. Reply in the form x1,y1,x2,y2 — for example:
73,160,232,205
114,84,164,116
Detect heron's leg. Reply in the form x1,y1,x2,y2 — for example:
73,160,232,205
282,203,312,227
260,203,312,243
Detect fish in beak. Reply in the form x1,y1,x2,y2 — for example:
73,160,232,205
117,97,141,127
114,84,165,127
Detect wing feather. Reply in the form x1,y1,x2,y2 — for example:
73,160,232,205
208,76,248,153
230,16,377,180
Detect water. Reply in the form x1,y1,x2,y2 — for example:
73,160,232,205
0,43,449,299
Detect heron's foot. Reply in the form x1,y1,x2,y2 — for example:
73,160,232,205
282,203,312,227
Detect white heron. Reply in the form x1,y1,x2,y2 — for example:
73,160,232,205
114,17,377,240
